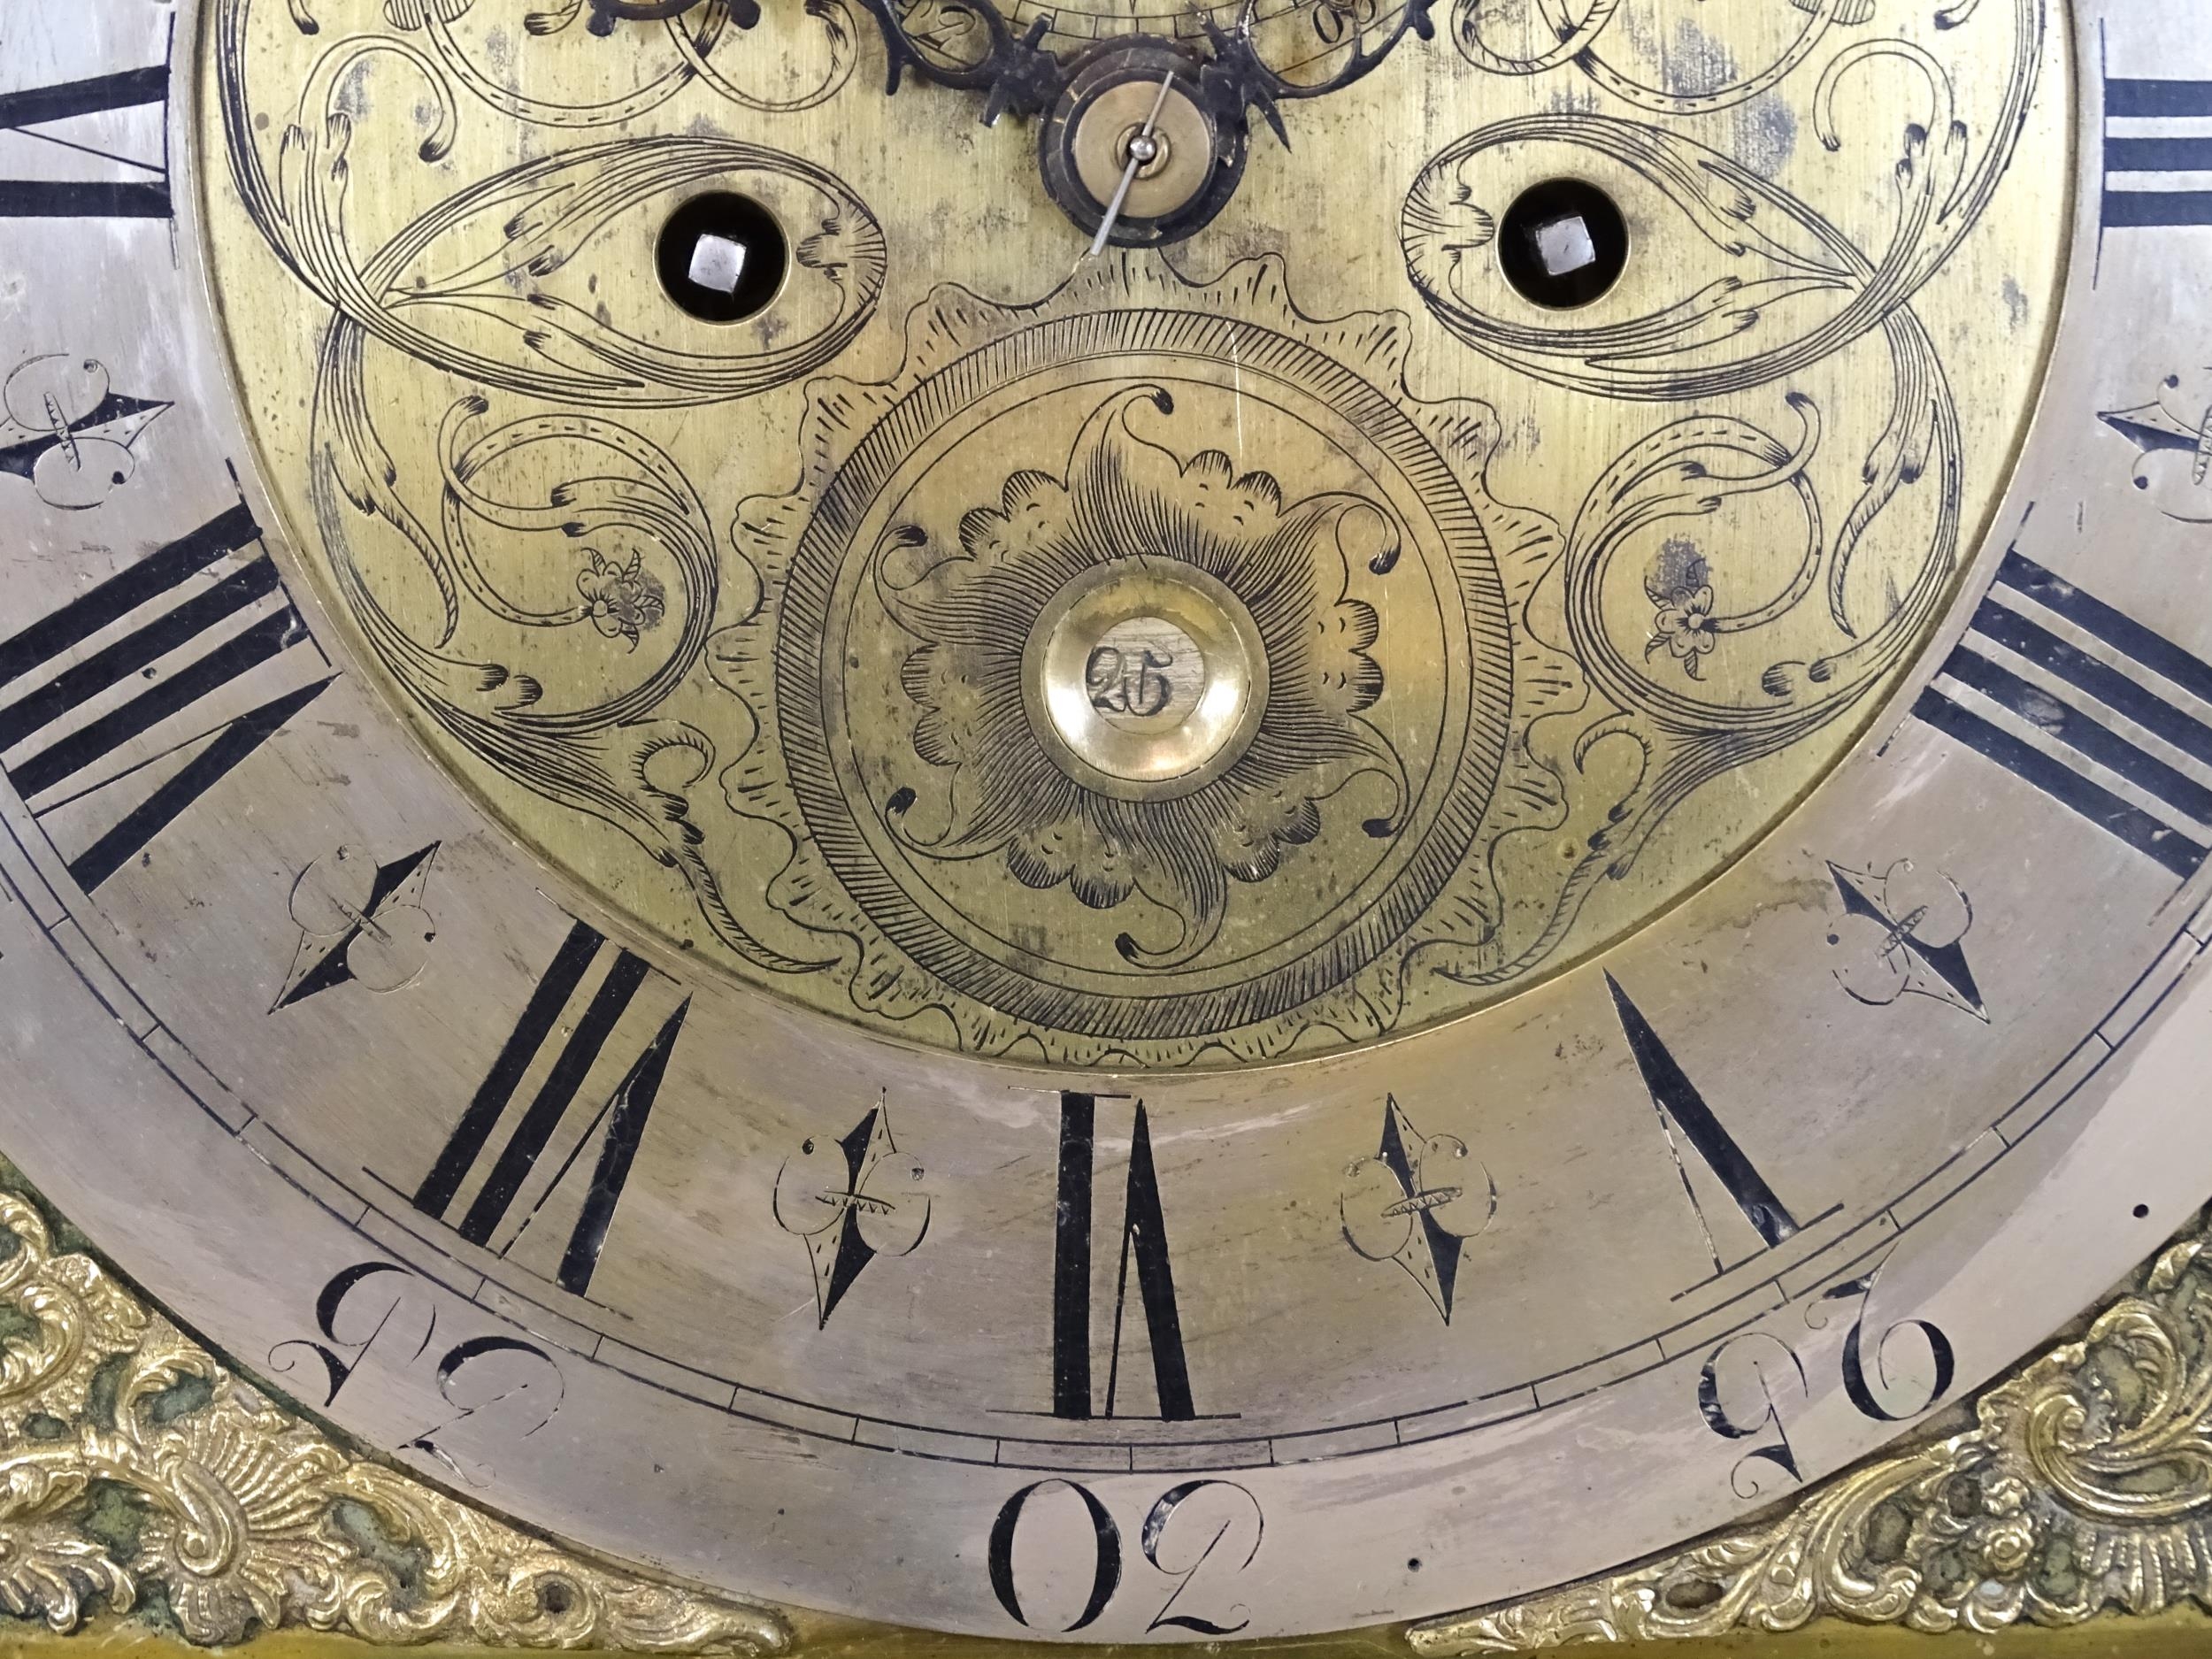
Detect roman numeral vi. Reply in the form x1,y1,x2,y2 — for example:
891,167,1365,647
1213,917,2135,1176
1052,1093,1195,1422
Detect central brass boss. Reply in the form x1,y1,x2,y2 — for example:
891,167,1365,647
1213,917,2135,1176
1024,559,1268,799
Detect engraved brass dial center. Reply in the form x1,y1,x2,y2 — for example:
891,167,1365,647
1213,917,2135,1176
1025,559,1268,800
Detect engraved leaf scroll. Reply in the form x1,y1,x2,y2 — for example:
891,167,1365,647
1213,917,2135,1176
209,0,2055,1064
215,0,885,974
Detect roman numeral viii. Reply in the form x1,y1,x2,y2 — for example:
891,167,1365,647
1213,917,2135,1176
0,63,172,219
0,502,333,891
409,921,689,1297
1051,1093,1195,1421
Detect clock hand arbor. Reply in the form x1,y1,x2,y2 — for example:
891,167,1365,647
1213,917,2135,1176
586,0,1439,247
1087,73,1180,258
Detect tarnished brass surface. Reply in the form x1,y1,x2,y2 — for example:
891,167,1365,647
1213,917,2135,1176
16,0,2212,1642
196,0,2069,1065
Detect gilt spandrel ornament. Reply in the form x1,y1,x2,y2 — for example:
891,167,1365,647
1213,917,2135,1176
0,1174,781,1652
6,1150,2212,1652
1415,1210,2212,1651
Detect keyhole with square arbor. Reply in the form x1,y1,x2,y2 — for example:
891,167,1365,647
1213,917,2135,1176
1497,178,1629,310
656,192,788,324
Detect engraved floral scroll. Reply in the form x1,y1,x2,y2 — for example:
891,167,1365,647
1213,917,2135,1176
207,0,2062,1066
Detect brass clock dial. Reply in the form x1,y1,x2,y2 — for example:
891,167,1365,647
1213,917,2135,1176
0,0,2205,1641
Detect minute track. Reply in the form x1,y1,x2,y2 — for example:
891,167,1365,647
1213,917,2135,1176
14,0,2209,1641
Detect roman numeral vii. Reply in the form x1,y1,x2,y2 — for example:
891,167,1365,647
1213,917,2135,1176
409,921,688,1296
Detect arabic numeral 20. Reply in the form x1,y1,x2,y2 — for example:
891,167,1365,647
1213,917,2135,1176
1699,1263,1955,1494
989,1478,1263,1636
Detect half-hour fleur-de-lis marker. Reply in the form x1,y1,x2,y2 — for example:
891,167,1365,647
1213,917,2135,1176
1340,1096,1495,1323
1826,860,1986,1022
0,356,168,511
773,1101,933,1327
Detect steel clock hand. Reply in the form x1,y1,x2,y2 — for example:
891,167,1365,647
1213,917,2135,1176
1085,72,1179,260
579,0,1438,247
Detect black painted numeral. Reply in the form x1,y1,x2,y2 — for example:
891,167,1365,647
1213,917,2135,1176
269,1262,564,1487
2103,75,2212,233
1052,1093,1194,1422
0,502,333,890
0,64,172,219
1606,975,1824,1280
989,1477,1262,1636
1916,550,2212,881
1697,1256,1955,1500
410,921,688,1296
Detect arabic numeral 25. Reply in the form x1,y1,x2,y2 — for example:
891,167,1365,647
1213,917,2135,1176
1699,1265,1955,1495
989,1478,1263,1636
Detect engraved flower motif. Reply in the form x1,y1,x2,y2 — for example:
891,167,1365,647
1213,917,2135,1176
877,387,1402,968
713,256,1584,1063
576,549,666,650
1645,537,1718,680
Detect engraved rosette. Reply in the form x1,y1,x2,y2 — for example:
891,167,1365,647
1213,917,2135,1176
710,256,1586,1064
